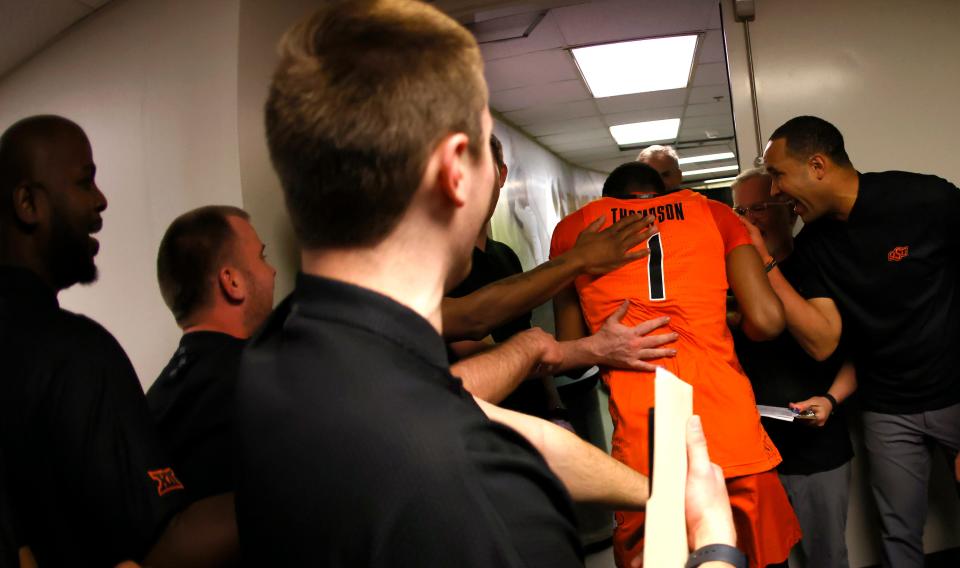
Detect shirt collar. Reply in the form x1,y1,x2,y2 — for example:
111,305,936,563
0,265,59,312
292,272,449,370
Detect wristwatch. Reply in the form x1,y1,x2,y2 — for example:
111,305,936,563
764,257,778,273
685,544,747,568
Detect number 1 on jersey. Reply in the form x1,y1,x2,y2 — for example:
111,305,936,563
647,234,666,301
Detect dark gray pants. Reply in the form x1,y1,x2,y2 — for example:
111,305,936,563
779,462,851,568
862,402,960,568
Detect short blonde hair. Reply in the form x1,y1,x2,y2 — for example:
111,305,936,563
266,0,488,248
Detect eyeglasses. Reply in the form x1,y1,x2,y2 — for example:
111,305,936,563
733,200,795,216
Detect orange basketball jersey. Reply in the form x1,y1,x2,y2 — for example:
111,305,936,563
550,189,780,478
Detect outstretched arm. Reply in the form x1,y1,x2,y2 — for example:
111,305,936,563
475,397,648,509
726,245,785,341
443,214,656,341
451,328,563,404
741,219,841,359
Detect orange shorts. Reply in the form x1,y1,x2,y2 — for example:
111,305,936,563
613,470,801,568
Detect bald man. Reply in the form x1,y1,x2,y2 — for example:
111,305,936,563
637,144,683,191
0,116,185,567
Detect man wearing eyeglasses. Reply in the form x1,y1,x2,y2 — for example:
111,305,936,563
731,168,856,568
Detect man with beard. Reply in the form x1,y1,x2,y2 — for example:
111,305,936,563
0,116,184,566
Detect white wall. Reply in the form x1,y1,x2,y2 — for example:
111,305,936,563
491,117,606,330
237,0,317,302
0,0,244,388
722,0,960,564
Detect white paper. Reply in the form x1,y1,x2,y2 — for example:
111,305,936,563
757,404,796,422
642,367,694,568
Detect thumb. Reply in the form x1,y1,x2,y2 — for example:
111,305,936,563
686,415,712,474
607,300,630,325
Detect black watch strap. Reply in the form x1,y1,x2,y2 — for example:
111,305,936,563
822,392,838,414
685,544,747,568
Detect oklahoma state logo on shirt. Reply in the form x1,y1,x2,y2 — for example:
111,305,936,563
148,467,185,496
887,246,909,262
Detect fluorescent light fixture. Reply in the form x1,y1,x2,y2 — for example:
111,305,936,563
609,118,680,146
701,176,737,184
572,35,698,98
678,152,735,165
682,164,739,177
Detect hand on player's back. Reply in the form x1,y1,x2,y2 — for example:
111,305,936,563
568,214,657,275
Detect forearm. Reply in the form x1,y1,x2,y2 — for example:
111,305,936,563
768,268,839,360
555,337,600,372
451,340,538,404
442,254,584,341
827,362,857,404
476,398,648,509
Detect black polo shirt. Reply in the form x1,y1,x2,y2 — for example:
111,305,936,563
148,331,245,501
0,453,17,568
448,240,551,416
236,273,582,567
0,266,185,567
733,257,853,475
791,171,960,413
448,240,533,342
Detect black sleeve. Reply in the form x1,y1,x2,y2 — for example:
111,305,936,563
46,319,185,563
0,453,17,568
786,231,832,300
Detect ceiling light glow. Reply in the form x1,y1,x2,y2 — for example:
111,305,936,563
677,152,736,165
682,164,739,177
572,35,699,98
609,119,681,146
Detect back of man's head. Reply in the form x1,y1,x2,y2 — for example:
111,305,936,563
0,115,85,223
769,116,852,167
157,205,249,325
266,0,487,250
603,162,667,197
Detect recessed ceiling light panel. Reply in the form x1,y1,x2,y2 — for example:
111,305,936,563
572,35,699,98
682,164,739,177
609,118,681,146
677,152,735,165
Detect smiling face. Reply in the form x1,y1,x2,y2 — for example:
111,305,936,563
762,137,825,223
29,126,108,289
733,174,796,258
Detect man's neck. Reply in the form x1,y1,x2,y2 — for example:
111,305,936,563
475,223,490,251
829,169,860,221
0,238,58,292
770,239,794,263
300,236,449,333
181,312,249,339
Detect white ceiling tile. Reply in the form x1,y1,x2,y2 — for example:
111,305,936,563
681,114,734,130
548,137,618,152
490,79,591,112
479,11,566,61
698,30,725,64
501,99,598,126
602,107,685,127
679,125,735,141
0,0,94,78
594,89,688,114
522,116,607,137
559,146,623,161
484,49,580,91
708,4,722,29
688,84,730,104
692,62,727,87
552,0,716,47
536,128,612,146
683,101,729,117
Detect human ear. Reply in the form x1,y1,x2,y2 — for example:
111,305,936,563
218,266,246,303
434,132,472,207
809,154,827,180
11,183,42,226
